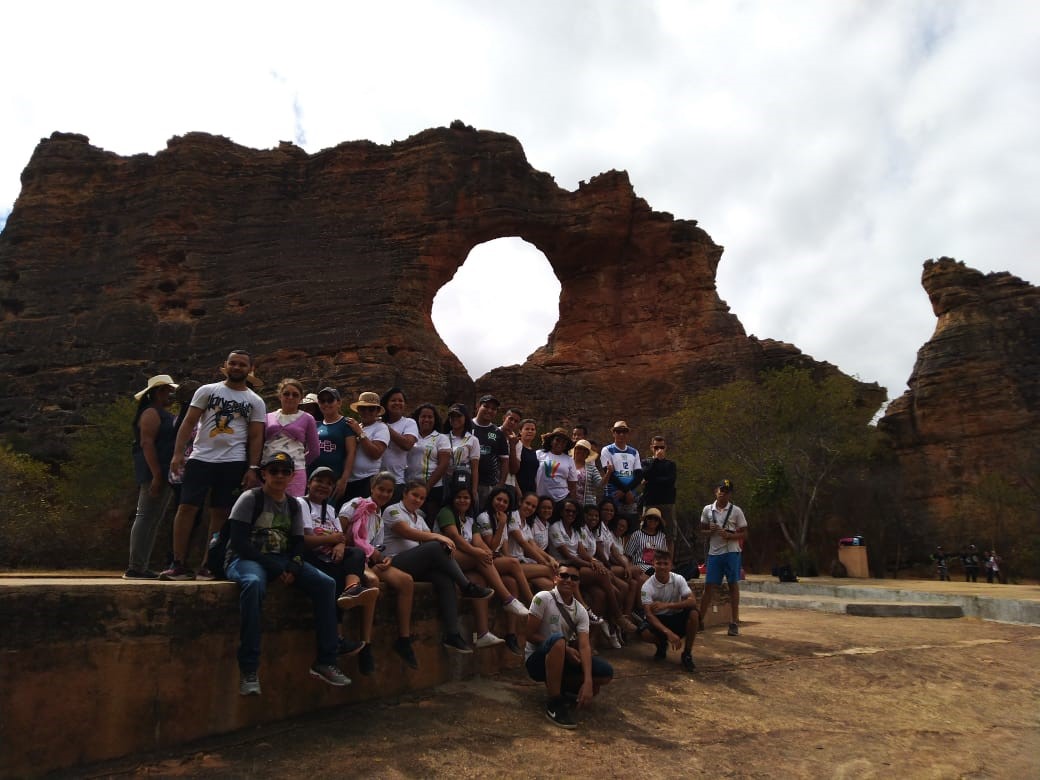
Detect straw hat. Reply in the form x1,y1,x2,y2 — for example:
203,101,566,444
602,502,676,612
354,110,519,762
134,374,179,400
570,438,599,461
541,427,574,451
350,391,385,415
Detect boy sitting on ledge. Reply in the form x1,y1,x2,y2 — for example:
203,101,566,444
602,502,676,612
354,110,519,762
226,450,351,695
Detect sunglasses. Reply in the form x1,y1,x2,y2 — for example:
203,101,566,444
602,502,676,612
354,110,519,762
265,466,293,476
557,572,581,582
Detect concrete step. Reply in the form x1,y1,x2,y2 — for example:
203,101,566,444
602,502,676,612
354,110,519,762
740,579,1040,625
741,592,963,619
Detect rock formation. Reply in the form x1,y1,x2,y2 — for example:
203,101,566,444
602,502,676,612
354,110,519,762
879,258,1040,530
0,124,881,459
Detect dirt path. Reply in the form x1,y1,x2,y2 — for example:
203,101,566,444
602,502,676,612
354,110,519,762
79,609,1039,779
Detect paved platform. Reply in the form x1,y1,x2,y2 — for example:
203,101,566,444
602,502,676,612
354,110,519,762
740,575,1040,625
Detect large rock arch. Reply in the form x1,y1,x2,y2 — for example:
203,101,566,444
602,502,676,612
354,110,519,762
0,122,879,457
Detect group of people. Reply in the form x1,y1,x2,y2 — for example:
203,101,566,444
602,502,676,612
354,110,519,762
126,349,749,729
932,544,1005,584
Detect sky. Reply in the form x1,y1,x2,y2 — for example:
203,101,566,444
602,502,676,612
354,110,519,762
2,1,1038,406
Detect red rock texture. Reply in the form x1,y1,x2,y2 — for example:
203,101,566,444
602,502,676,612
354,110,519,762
0,124,880,458
879,258,1040,526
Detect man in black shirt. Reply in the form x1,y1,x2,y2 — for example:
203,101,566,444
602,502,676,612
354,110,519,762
471,394,509,511
643,436,678,559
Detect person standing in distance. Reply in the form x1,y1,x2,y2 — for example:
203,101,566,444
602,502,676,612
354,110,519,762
161,350,266,581
697,479,747,636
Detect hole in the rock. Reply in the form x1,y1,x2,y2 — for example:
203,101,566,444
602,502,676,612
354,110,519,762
432,237,561,380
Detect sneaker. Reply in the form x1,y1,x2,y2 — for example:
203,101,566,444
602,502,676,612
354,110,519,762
588,610,604,626
158,563,195,581
358,644,375,676
609,631,623,650
545,697,577,729
504,633,523,656
681,652,696,672
122,568,159,580
393,637,419,669
337,637,365,657
503,597,530,617
337,582,378,609
239,671,261,696
600,621,613,639
461,582,494,600
195,566,216,581
616,615,638,633
728,622,739,636
309,663,351,687
475,631,505,648
442,633,474,654
654,639,667,660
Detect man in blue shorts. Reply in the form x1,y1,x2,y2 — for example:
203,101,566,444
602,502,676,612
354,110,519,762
525,564,614,729
698,479,747,636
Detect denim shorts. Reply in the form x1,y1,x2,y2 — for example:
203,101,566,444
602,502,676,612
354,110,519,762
705,551,741,585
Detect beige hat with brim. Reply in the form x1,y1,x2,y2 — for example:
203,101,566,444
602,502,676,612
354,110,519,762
570,438,599,461
350,391,385,415
134,374,179,400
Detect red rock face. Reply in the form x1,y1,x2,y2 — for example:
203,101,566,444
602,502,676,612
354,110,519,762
0,125,880,457
879,258,1040,527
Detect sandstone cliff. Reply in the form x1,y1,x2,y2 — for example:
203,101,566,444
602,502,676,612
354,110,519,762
879,258,1040,530
0,124,881,458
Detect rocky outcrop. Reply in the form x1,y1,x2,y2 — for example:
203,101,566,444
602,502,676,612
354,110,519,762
879,258,1040,526
0,124,881,458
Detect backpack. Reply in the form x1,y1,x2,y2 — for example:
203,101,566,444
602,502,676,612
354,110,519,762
205,487,302,579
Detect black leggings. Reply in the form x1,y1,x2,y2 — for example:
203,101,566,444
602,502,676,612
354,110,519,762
390,541,470,636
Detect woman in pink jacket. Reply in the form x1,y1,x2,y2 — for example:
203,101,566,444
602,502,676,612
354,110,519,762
263,378,320,497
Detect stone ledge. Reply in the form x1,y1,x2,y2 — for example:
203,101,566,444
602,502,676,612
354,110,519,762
0,579,519,776
0,576,731,775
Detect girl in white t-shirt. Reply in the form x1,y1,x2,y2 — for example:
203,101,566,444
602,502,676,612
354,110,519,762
435,485,529,653
549,499,637,636
443,403,481,492
504,493,559,593
585,502,642,621
474,486,535,606
379,387,419,493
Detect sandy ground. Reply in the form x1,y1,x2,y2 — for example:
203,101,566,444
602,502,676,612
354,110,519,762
72,607,1040,780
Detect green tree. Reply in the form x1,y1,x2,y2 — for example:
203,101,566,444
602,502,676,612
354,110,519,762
661,367,882,573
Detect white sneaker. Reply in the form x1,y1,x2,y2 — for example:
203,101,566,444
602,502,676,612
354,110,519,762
475,631,505,648
503,598,530,617
609,631,623,649
588,610,604,625
600,620,613,639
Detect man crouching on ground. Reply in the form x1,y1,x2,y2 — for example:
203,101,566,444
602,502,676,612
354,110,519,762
637,548,698,672
525,564,614,729
226,450,350,695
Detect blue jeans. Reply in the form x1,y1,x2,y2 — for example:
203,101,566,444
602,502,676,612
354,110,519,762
226,555,338,673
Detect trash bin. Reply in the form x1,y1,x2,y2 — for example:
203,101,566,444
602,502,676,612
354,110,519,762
838,543,869,578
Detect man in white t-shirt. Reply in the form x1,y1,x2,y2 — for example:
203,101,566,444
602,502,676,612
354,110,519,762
525,564,614,729
161,349,266,581
698,479,748,636
637,548,698,672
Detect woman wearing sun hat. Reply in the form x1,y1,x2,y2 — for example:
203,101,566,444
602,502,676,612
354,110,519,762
125,374,179,579
535,427,579,503
343,392,390,500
